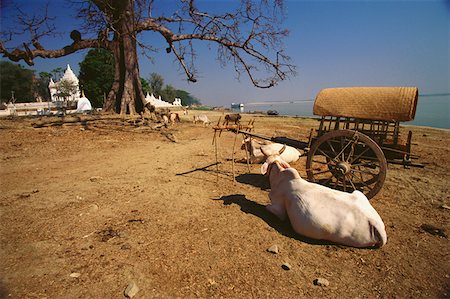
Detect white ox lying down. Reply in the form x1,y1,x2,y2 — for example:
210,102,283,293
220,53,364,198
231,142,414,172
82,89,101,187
261,146,387,248
241,137,301,164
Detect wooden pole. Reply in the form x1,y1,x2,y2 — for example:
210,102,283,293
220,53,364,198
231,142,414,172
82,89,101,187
211,118,257,182
231,130,239,184
244,120,254,173
215,131,219,182
212,130,217,145
243,135,251,173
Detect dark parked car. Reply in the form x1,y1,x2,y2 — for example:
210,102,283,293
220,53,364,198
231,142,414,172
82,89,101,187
267,110,279,116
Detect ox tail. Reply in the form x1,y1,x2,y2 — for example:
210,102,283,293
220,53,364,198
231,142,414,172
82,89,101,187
369,221,387,248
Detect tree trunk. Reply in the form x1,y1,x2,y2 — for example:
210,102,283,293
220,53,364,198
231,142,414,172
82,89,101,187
102,0,145,115
103,43,121,113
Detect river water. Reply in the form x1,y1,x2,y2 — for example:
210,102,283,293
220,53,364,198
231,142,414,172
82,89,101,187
244,95,449,129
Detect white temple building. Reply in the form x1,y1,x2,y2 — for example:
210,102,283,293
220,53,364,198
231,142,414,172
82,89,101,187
144,92,182,108
173,98,182,106
0,63,185,116
48,64,81,102
0,64,93,116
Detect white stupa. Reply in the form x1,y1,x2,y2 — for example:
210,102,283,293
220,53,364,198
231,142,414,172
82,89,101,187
48,64,81,102
143,93,182,108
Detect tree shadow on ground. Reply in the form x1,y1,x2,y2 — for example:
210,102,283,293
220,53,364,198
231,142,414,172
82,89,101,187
175,162,233,184
176,162,220,176
215,194,332,246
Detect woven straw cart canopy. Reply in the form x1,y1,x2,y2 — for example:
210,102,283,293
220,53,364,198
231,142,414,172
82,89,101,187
313,87,419,122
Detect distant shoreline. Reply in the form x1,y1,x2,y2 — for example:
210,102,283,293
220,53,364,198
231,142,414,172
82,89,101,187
193,109,450,131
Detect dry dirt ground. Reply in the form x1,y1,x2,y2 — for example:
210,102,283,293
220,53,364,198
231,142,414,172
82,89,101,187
0,112,449,299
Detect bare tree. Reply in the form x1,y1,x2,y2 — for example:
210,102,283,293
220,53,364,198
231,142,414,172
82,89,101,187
149,73,164,97
1,0,296,115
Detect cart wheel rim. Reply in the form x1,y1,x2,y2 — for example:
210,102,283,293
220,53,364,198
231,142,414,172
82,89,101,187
306,130,387,199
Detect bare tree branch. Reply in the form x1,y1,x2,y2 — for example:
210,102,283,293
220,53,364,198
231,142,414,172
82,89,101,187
0,39,106,66
136,0,295,88
0,1,113,66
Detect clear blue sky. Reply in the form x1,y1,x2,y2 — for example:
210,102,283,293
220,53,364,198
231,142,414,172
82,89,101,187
1,0,449,107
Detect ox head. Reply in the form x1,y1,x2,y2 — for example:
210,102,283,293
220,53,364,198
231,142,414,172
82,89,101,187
260,145,291,175
240,137,266,150
241,137,260,150
241,137,250,150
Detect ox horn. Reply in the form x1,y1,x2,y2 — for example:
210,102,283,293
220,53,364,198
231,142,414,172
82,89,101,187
260,146,269,157
279,144,286,155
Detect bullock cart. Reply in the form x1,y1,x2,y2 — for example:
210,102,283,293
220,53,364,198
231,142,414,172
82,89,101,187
230,87,423,199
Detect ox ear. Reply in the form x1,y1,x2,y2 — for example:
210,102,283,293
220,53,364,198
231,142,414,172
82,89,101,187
261,161,269,175
279,144,286,155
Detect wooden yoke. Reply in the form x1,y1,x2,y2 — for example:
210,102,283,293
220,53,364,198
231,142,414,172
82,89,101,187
211,118,255,183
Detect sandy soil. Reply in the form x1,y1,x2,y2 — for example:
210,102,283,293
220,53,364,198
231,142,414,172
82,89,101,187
0,112,449,298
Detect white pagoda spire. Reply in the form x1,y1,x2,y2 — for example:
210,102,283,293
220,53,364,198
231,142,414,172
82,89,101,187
48,64,81,102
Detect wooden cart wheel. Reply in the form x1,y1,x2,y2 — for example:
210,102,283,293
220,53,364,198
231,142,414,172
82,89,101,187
306,130,387,199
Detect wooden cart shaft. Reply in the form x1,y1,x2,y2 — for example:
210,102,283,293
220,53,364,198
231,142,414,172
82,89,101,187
233,129,309,150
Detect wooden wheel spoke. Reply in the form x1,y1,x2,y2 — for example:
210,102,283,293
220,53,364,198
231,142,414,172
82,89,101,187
333,178,339,188
348,176,357,190
363,182,374,192
351,172,369,186
349,147,371,164
307,130,387,199
350,173,375,191
351,161,379,168
346,140,357,162
348,175,362,192
317,148,335,161
350,168,378,177
321,175,334,186
335,137,354,161
357,165,364,182
326,140,338,156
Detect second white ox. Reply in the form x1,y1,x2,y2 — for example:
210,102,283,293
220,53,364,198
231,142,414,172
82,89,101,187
241,137,301,164
261,146,387,248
